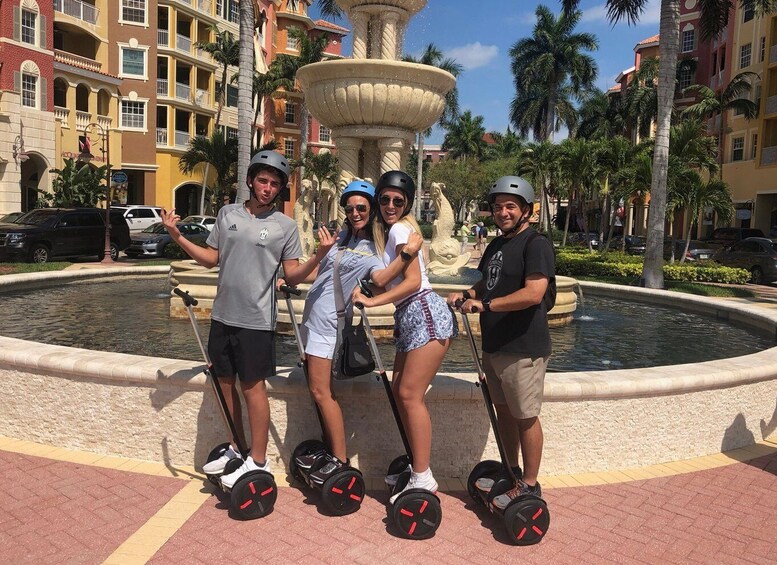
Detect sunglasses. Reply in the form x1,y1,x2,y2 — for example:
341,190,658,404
379,196,406,207
344,204,369,214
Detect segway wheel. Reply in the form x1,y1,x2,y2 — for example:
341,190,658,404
385,454,412,490
289,439,328,483
503,496,550,546
392,491,442,540
466,460,504,504
205,442,234,487
321,468,365,516
230,471,277,520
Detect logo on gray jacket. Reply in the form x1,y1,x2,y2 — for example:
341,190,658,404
228,224,238,231
486,251,503,291
258,227,269,240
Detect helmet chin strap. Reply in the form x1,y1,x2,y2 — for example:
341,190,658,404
501,206,532,237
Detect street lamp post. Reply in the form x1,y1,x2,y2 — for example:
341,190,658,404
79,122,113,263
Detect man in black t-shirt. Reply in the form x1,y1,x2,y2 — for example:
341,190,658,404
447,176,554,511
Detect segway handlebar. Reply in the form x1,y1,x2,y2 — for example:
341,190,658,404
174,287,198,307
279,284,302,297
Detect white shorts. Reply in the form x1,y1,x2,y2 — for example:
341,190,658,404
301,326,337,360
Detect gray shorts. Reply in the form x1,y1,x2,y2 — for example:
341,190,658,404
482,352,548,419
393,289,459,352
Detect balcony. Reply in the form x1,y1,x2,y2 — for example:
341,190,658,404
174,130,190,148
156,128,168,146
158,29,169,47
157,78,169,96
97,115,112,130
195,89,210,106
761,146,777,166
175,82,192,102
54,49,102,73
176,34,192,55
767,95,777,116
54,0,99,25
75,110,91,131
54,106,70,127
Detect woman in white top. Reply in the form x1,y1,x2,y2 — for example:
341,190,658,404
352,170,458,504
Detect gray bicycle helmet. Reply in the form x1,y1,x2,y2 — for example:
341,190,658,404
248,150,291,185
488,176,535,206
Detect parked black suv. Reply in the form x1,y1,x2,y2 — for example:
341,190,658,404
705,227,765,247
0,208,131,263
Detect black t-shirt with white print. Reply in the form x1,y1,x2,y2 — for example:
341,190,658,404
477,227,555,356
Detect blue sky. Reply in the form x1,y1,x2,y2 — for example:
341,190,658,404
309,1,662,144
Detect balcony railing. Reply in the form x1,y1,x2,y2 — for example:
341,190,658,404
97,115,112,130
771,45,777,65
176,34,192,54
198,0,212,12
157,79,169,96
158,29,169,47
54,106,70,127
156,128,168,146
761,146,777,166
54,0,99,25
195,89,210,106
54,49,101,73
174,130,190,148
766,95,777,116
175,82,191,102
75,110,91,131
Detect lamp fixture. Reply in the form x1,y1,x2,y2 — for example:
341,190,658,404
12,135,28,163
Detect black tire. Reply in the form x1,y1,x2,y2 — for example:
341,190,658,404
230,471,276,520
29,243,50,264
204,442,232,486
392,491,442,540
503,496,550,546
385,454,412,490
110,242,119,261
321,468,365,516
466,460,504,504
750,267,763,285
126,252,139,259
289,439,328,483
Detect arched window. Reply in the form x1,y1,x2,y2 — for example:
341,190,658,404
15,60,45,110
15,0,45,49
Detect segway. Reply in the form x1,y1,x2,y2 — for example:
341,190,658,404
355,279,442,540
281,284,365,516
175,288,277,520
455,302,549,545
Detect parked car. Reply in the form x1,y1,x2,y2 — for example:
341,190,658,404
663,239,718,262
714,237,777,284
182,215,217,231
112,205,163,233
704,227,765,248
607,235,647,255
0,211,24,224
0,208,130,263
567,231,600,249
125,222,209,258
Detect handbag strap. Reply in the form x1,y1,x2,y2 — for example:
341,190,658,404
332,246,348,319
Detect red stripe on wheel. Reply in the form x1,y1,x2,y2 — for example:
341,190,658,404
249,482,256,495
260,487,273,496
532,507,543,520
331,487,343,494
347,476,357,490
532,526,544,535
400,508,414,517
517,527,527,540
349,494,361,501
419,500,428,513
408,522,417,536
240,500,253,509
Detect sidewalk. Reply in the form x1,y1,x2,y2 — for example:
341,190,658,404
1,435,775,564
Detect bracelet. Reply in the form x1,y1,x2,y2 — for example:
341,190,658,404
400,250,415,261
463,290,473,300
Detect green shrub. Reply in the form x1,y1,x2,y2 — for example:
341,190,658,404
418,222,433,239
163,240,208,259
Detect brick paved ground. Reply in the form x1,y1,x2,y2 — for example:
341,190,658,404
2,446,776,563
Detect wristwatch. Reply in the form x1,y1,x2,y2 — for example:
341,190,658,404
481,298,492,312
400,250,415,261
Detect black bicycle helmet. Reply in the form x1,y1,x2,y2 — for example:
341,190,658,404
376,170,416,214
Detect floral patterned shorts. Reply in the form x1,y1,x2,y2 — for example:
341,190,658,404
393,289,459,352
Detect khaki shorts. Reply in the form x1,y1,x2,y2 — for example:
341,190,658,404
482,352,549,419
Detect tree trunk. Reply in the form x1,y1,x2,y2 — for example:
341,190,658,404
236,2,254,204
300,103,310,192
641,0,680,288
199,66,229,214
562,197,571,247
415,133,424,220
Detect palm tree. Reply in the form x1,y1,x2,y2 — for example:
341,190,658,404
486,128,523,160
559,0,774,288
576,88,627,140
235,0,255,203
441,111,487,161
518,141,560,235
682,71,760,179
403,43,463,218
597,136,639,251
297,148,339,224
180,130,238,211
558,138,602,252
672,172,733,262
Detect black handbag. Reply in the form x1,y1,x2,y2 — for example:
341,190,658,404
331,247,375,380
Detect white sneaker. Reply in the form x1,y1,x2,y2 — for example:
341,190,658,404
389,468,438,505
220,456,271,490
384,464,411,488
203,445,241,475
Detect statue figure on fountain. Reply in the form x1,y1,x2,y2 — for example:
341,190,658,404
293,179,316,261
427,182,472,276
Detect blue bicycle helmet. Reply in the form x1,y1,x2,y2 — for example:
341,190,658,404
340,179,376,206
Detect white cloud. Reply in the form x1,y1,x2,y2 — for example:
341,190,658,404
446,42,499,70
581,0,660,25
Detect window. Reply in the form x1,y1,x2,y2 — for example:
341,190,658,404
225,126,238,140
287,27,300,50
743,0,755,22
740,43,752,69
681,29,695,53
21,9,36,45
21,73,37,108
319,125,331,143
760,37,766,63
678,66,694,90
122,0,146,24
120,48,146,78
228,0,239,24
752,134,758,160
732,136,744,161
121,100,146,129
285,101,296,123
226,85,238,107
284,139,295,159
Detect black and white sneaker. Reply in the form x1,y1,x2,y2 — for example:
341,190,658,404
295,448,328,471
309,454,345,486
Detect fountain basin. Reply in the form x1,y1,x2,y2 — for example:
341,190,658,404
296,60,456,133
1,268,775,478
